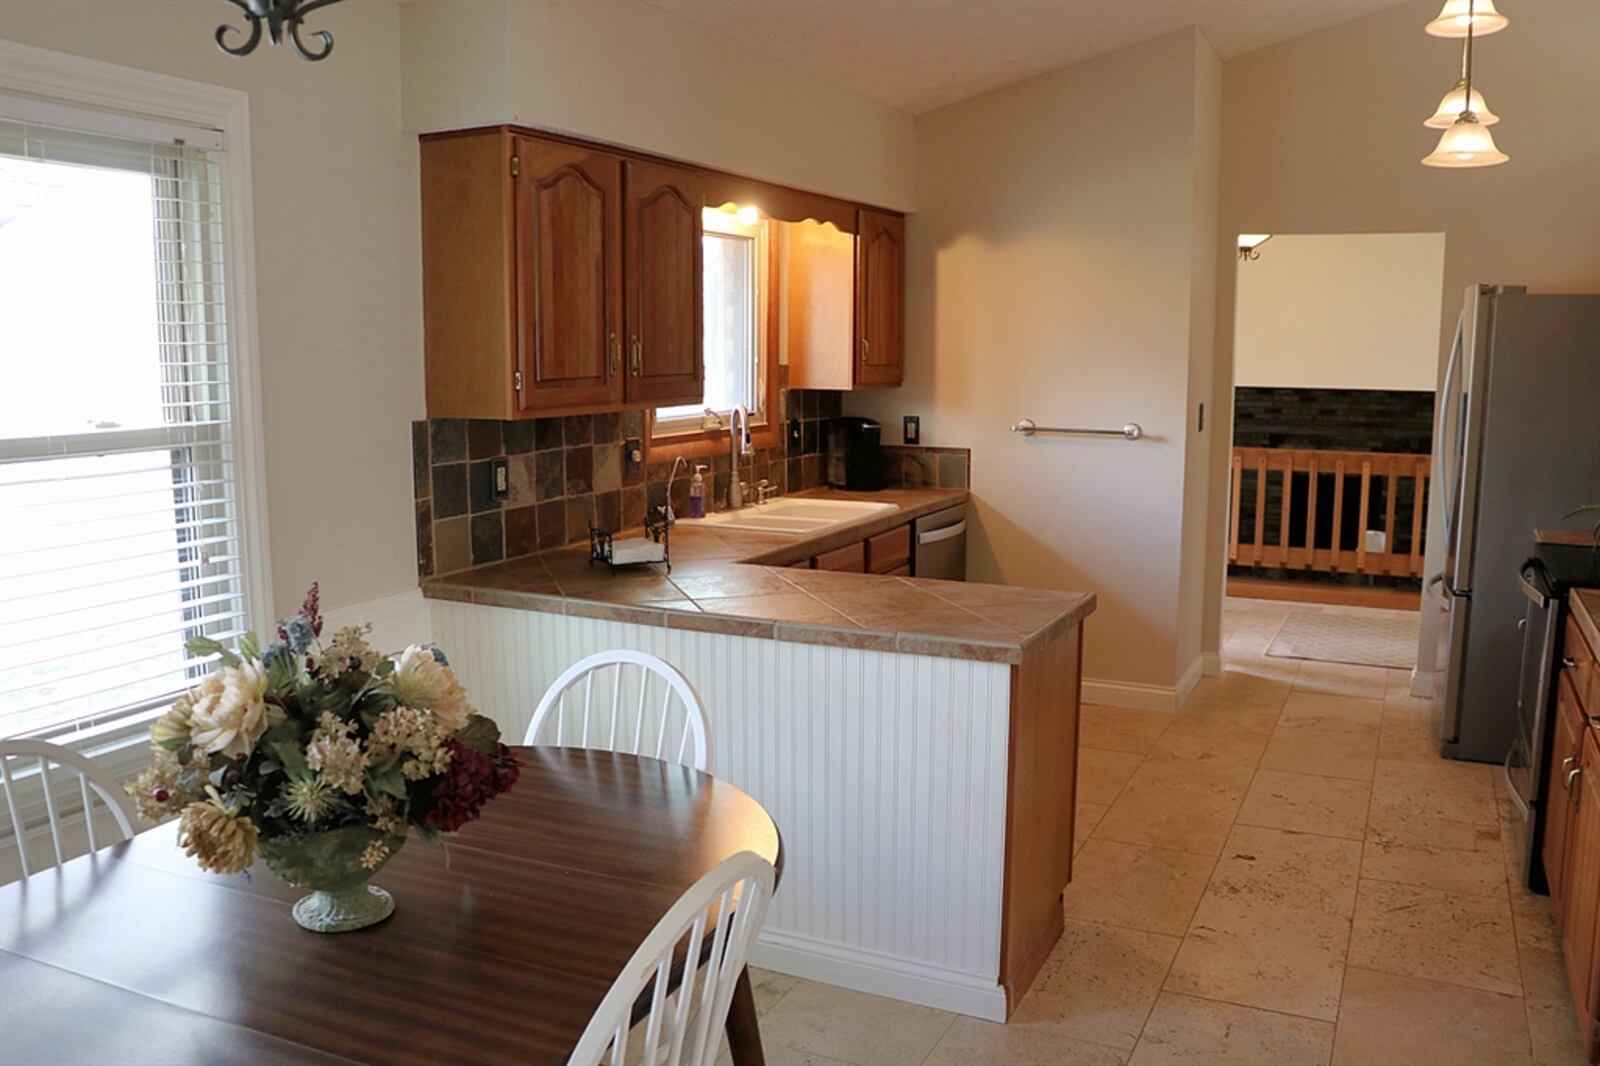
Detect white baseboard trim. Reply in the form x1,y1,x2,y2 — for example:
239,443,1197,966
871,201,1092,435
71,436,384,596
1081,677,1178,712
1201,651,1223,677
324,587,431,652
751,930,1007,1021
1175,654,1205,709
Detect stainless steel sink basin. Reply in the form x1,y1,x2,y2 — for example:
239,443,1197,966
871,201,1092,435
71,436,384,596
692,498,896,535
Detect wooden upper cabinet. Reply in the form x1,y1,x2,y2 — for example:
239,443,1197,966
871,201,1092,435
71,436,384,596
624,161,703,407
855,209,905,387
514,137,624,414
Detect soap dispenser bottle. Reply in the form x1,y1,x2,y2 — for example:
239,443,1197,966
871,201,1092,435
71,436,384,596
688,464,708,519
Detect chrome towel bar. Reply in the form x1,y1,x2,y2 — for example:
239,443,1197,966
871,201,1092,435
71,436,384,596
1010,418,1144,440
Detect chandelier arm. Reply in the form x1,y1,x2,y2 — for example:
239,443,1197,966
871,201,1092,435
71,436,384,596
288,20,334,62
294,0,346,18
215,14,264,58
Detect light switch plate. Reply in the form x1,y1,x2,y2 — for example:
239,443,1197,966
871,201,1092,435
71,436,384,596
491,457,510,500
903,415,921,445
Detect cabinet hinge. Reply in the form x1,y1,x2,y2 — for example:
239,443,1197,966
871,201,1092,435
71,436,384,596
514,370,524,391
510,155,521,178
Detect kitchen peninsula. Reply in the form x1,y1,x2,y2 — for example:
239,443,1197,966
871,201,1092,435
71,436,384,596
423,487,1094,1020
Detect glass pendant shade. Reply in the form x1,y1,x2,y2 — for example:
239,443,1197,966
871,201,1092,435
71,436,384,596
1422,115,1509,167
1425,0,1509,37
1425,79,1500,128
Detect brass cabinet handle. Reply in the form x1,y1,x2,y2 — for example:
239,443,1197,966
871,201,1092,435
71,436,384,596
860,337,869,367
1562,656,1578,669
607,332,619,377
630,336,641,376
1567,766,1583,798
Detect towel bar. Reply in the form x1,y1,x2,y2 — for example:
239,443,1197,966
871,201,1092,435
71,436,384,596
1010,418,1143,440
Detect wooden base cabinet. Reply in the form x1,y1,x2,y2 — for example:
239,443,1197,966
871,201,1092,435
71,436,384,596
420,129,704,419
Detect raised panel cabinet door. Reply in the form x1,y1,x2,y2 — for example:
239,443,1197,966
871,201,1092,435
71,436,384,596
624,161,703,406
1562,730,1600,1063
1546,673,1585,923
514,137,623,414
854,209,905,387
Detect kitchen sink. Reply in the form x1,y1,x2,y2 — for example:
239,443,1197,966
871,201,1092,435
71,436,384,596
693,498,896,535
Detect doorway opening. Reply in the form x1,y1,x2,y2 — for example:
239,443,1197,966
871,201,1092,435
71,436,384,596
1222,232,1447,670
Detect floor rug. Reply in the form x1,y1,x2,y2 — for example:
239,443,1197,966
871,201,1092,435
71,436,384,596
1265,608,1420,670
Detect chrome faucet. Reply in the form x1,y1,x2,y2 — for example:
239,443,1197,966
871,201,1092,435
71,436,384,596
728,404,752,509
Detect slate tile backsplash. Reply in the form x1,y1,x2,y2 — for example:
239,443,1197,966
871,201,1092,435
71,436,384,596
413,390,857,577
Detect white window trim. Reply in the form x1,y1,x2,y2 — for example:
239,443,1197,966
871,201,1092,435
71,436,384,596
0,40,274,649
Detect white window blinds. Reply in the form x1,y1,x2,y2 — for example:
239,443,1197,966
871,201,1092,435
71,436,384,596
0,101,248,741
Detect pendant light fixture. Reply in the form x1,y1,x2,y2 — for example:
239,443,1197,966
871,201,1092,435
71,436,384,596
1425,0,1510,38
1422,0,1509,167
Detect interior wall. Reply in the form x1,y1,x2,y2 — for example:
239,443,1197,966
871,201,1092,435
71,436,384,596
399,0,918,211
1202,0,1600,655
0,1,426,623
848,28,1218,697
1234,233,1447,391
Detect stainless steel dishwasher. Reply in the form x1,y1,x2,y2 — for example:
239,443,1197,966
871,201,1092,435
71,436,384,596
912,503,967,580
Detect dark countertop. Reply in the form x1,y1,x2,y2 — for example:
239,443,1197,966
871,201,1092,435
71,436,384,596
422,488,1096,664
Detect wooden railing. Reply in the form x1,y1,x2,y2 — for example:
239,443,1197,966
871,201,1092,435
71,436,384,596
1229,447,1432,578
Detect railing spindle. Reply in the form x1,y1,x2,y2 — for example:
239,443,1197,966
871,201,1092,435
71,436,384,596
1253,456,1267,566
1229,454,1243,563
1356,460,1373,572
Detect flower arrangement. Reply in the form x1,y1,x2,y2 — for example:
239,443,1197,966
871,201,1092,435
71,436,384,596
127,583,519,878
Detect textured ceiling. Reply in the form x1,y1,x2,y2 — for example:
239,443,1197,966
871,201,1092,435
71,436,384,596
645,0,1409,114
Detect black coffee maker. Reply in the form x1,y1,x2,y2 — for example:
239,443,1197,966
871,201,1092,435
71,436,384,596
825,417,888,491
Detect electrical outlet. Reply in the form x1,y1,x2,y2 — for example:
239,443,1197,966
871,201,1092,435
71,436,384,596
624,438,643,474
491,457,510,500
903,415,921,445
788,419,802,449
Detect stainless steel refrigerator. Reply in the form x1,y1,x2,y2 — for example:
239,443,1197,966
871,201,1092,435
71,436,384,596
1429,285,1600,763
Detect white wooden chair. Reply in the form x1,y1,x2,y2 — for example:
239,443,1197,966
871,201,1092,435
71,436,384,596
569,850,777,1066
1,738,138,878
525,650,713,772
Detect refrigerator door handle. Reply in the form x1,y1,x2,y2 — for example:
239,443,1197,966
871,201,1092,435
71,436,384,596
1438,311,1466,542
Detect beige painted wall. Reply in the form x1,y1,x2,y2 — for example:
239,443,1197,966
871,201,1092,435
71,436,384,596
1235,233,1447,391
399,0,918,211
1201,0,1600,655
0,0,425,622
849,29,1220,695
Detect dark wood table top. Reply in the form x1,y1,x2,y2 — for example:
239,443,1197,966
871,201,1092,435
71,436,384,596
1,746,782,1066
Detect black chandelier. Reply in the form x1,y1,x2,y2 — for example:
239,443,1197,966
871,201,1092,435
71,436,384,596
216,0,346,62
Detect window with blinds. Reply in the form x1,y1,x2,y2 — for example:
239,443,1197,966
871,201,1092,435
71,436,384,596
0,101,249,742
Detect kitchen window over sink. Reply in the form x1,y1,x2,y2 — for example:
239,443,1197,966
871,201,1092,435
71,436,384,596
651,206,770,439
0,72,267,746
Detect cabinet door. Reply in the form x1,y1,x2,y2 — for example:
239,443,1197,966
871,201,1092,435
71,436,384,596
513,138,623,414
1546,672,1585,924
624,161,703,406
854,209,905,387
1562,730,1600,1062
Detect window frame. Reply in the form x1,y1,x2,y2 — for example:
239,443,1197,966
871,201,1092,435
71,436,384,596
644,212,782,460
0,41,272,753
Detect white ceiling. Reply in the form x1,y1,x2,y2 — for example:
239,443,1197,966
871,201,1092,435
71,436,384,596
645,0,1409,114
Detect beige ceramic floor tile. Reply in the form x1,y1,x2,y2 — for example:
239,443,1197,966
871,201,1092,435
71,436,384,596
1065,838,1216,937
1164,824,1362,1022
757,978,956,1066
736,1045,858,1066
1369,755,1498,826
749,967,801,1014
1092,753,1257,855
1510,889,1562,951
1076,802,1110,855
1128,991,1335,1066
1519,942,1592,1066
1293,661,1391,700
922,1015,1131,1066
1361,830,1508,898
1235,768,1371,840
1330,967,1532,1066
1347,877,1522,996
1080,704,1172,755
1259,723,1379,782
1376,701,1443,762
1182,669,1293,716
1151,709,1274,763
1078,747,1146,807
1019,919,1181,1051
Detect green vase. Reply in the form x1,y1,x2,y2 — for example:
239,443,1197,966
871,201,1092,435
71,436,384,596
259,825,406,933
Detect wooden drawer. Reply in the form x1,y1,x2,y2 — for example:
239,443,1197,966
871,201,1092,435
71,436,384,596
1564,615,1597,717
886,563,911,577
865,525,911,574
813,542,865,573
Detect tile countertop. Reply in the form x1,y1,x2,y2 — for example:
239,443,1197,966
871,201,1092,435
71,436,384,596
422,488,1096,664
1574,588,1600,665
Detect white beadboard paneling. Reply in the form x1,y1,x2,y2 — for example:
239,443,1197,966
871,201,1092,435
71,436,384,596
431,601,1013,1018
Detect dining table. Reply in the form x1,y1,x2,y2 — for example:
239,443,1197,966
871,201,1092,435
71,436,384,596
0,746,784,1065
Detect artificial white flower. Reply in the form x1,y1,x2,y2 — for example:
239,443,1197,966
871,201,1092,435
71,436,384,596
187,661,278,760
386,644,474,733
